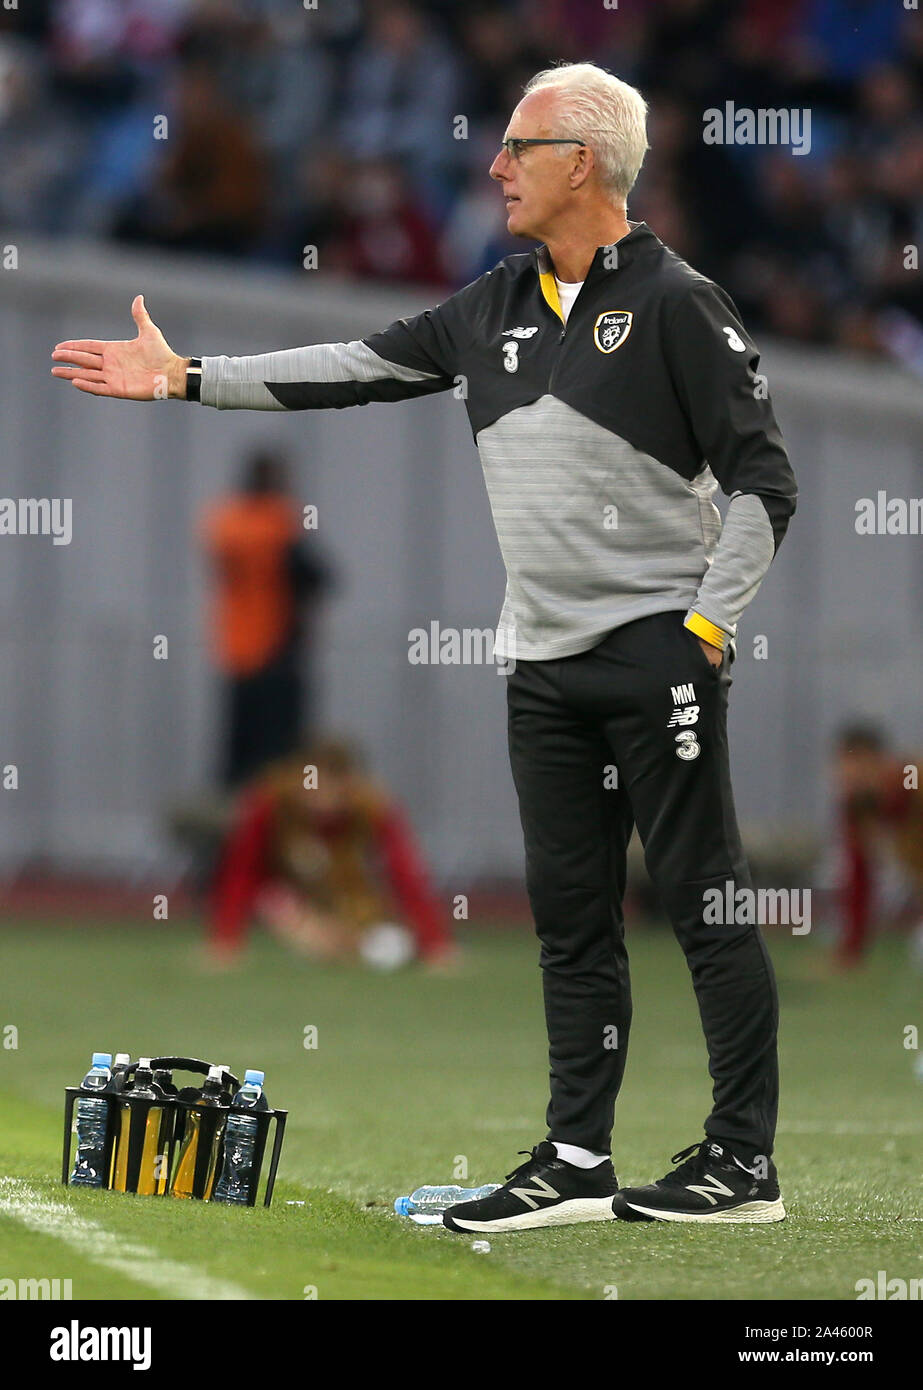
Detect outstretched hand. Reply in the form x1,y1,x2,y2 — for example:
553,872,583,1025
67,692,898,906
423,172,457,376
51,296,188,401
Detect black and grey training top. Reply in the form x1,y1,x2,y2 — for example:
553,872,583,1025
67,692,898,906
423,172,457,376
196,221,797,662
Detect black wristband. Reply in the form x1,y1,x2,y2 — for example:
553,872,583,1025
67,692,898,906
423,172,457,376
185,357,203,402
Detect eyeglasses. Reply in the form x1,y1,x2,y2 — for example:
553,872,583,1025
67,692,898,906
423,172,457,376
500,137,587,160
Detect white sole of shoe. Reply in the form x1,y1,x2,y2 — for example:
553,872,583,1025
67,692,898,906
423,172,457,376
624,1197,787,1224
445,1195,618,1233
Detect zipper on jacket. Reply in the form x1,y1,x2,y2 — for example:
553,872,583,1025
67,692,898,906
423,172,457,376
545,261,605,389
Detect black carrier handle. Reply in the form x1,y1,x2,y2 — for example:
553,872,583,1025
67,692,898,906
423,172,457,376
149,1058,241,1089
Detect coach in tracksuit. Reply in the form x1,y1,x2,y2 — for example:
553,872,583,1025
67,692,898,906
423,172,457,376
52,62,797,1230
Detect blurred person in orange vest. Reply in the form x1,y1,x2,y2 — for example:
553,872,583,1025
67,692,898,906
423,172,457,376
833,722,923,968
207,738,457,971
201,448,331,788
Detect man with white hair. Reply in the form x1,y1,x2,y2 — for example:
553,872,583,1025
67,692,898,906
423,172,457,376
52,62,796,1231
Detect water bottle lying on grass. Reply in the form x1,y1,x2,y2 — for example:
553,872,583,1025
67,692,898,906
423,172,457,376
394,1184,501,1224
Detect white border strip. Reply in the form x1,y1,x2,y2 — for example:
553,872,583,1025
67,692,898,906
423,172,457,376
0,1178,255,1300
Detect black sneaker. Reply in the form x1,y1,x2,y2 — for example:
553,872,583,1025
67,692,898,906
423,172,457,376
443,1141,619,1233
612,1140,785,1224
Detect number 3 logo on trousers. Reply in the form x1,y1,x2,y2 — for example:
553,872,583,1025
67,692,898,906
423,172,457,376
674,730,701,761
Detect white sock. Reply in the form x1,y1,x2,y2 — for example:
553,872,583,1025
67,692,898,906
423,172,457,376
552,1141,608,1169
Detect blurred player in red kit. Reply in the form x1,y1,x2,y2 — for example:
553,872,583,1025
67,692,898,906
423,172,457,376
208,738,457,970
833,723,923,967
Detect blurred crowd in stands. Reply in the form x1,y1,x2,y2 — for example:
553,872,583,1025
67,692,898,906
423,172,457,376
2,0,922,362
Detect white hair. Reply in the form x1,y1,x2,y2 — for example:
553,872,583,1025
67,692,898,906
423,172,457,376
523,62,649,204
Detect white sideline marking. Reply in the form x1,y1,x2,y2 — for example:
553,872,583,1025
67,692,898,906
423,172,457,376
0,1178,256,1300
472,1117,535,1131
778,1121,923,1136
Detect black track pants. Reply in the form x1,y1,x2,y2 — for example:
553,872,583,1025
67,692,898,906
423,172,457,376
506,610,779,1161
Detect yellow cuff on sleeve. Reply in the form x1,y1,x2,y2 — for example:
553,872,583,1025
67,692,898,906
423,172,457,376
684,612,728,650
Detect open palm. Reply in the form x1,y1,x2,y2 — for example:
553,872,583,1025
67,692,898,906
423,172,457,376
51,296,181,400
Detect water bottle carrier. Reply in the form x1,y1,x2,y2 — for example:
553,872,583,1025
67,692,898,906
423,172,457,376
62,1056,287,1207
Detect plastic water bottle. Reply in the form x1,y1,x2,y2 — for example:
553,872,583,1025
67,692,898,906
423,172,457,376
152,1067,178,1096
394,1184,501,1218
110,1054,132,1092
111,1058,171,1196
213,1070,267,1206
171,1064,228,1200
70,1052,113,1187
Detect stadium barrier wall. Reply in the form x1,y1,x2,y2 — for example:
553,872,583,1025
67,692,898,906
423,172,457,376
1,238,921,883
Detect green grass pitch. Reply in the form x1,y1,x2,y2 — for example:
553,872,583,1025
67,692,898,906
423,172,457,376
0,916,920,1300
